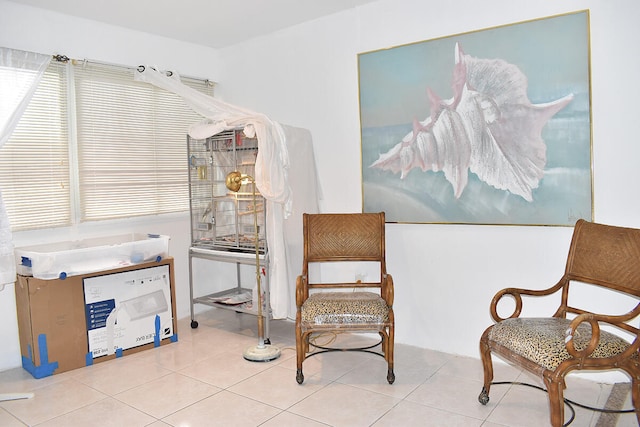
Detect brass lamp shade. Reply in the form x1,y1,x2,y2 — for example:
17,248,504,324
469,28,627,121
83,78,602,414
225,170,243,192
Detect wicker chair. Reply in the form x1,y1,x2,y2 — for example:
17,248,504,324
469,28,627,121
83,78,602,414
295,212,394,385
479,219,640,426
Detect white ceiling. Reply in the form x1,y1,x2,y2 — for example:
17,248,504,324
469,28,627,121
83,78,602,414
6,0,378,49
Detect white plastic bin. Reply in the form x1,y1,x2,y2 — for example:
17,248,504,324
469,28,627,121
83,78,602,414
15,234,170,280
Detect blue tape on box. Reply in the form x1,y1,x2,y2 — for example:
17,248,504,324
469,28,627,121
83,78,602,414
22,335,59,379
154,315,161,347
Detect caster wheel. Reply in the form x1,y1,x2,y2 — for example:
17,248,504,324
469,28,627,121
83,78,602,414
478,387,490,405
190,320,199,329
296,369,304,384
387,369,395,384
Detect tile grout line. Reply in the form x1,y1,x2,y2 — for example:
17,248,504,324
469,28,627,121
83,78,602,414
594,382,631,427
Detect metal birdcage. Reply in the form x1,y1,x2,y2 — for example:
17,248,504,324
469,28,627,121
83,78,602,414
186,129,272,341
187,130,266,253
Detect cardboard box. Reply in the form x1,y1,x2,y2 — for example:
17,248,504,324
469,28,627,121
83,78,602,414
15,258,177,379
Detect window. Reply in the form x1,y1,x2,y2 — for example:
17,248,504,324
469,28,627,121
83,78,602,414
0,60,213,231
0,61,70,230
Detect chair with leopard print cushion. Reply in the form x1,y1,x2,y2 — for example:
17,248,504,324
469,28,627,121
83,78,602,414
295,212,394,385
479,219,640,427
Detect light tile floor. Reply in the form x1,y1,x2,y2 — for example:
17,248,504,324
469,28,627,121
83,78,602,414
0,308,637,426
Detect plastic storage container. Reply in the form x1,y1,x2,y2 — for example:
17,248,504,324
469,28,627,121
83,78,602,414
15,233,170,280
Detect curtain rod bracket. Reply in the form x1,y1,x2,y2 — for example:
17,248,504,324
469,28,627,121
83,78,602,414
137,65,173,77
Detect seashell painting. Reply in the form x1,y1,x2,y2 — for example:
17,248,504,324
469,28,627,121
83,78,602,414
370,43,574,202
359,11,592,225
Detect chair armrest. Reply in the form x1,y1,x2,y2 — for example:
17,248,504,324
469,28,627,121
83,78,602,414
489,281,564,322
565,309,640,360
382,273,394,307
296,275,308,309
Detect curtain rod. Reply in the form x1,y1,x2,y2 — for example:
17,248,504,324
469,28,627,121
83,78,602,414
52,54,216,87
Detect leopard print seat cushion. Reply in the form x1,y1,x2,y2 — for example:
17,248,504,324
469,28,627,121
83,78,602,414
489,317,633,371
301,292,389,326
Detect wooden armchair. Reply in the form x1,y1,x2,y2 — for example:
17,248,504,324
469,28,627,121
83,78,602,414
479,219,640,426
295,212,394,385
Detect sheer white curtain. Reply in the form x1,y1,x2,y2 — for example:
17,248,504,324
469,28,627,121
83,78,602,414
135,66,323,319
0,48,51,288
135,66,294,318
134,67,292,214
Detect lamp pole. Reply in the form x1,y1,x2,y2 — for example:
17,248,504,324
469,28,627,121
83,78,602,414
225,171,280,362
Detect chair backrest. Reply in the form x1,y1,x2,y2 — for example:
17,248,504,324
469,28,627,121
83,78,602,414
302,212,386,289
566,219,640,298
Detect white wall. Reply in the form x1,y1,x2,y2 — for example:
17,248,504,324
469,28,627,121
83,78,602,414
213,0,640,377
1,0,640,384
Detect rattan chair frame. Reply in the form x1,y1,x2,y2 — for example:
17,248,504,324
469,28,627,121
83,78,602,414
479,219,640,426
295,212,395,385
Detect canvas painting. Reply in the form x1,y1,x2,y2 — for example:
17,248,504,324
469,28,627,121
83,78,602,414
359,10,592,225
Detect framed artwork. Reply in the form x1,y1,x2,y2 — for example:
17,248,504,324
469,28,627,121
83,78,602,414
358,10,592,226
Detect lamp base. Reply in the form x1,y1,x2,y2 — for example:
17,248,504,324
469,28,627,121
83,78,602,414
243,344,281,362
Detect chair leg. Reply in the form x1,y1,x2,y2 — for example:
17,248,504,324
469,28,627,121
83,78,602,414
545,378,566,427
632,375,640,426
295,322,305,384
383,327,395,384
478,331,493,405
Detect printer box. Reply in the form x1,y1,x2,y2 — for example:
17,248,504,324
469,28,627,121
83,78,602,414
15,258,177,379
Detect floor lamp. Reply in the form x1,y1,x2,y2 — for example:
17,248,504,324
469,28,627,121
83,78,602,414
225,171,281,362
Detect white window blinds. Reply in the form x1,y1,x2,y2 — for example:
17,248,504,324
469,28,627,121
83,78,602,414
74,62,212,221
0,61,70,231
0,59,213,231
